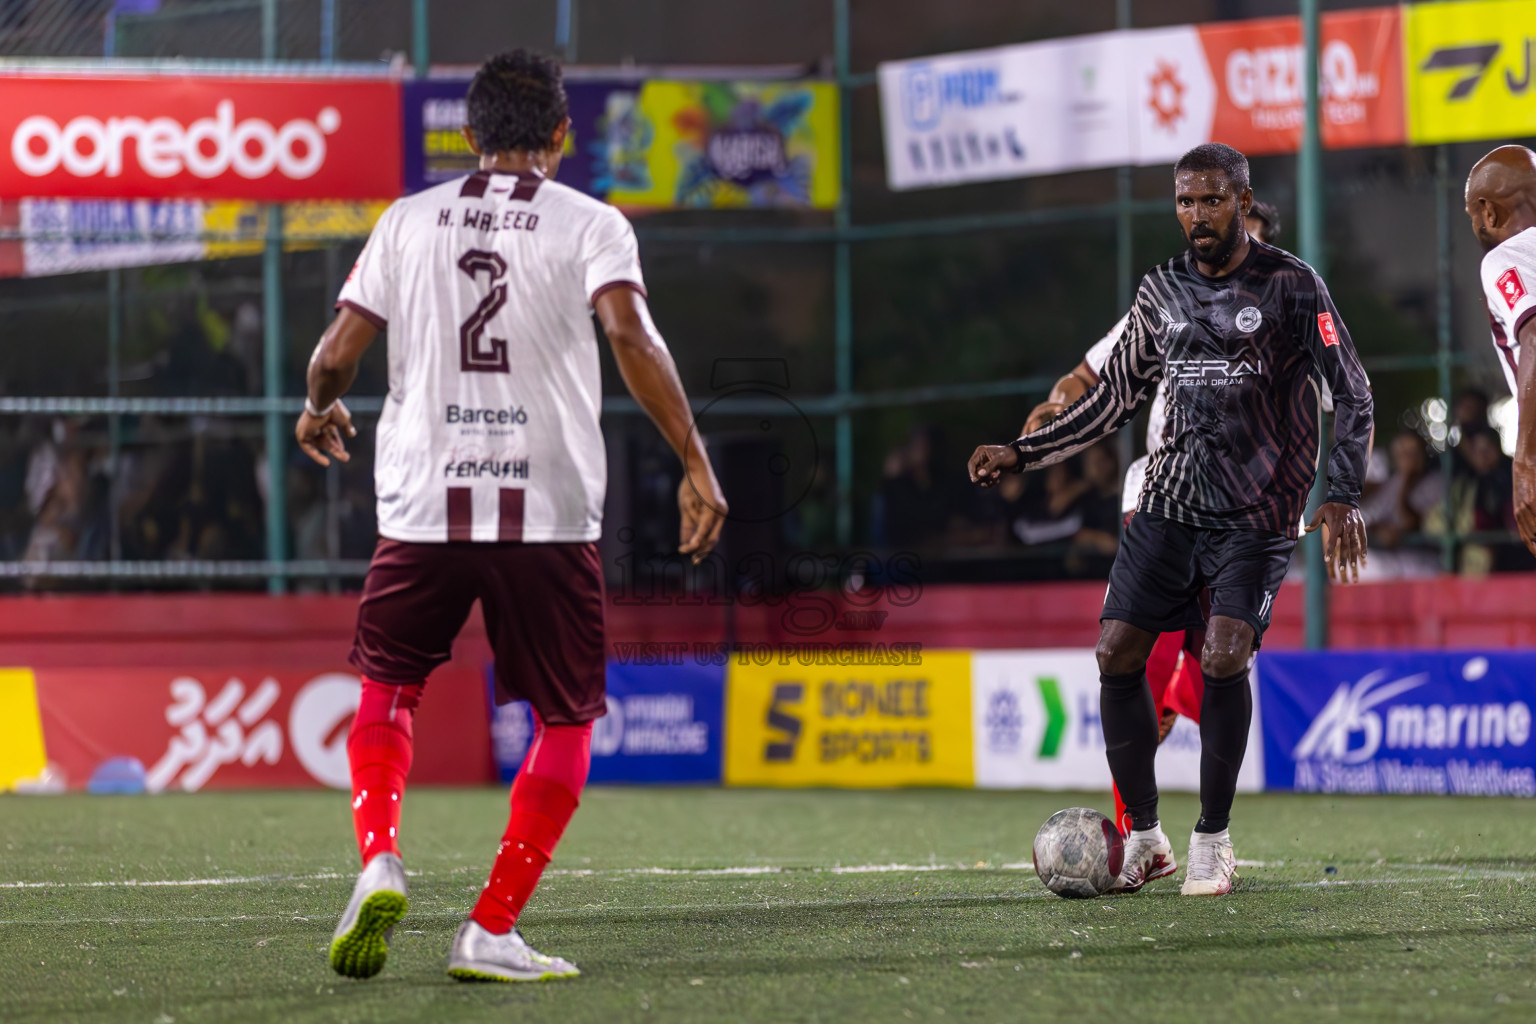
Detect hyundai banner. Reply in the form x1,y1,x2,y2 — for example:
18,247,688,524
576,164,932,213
0,73,402,200
490,661,724,784
1258,652,1536,797
971,650,1264,794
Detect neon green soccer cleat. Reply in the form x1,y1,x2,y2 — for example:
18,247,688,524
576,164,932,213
329,852,408,979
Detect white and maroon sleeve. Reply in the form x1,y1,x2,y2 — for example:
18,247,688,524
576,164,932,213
1083,312,1131,377
582,206,646,308
1481,232,1536,394
335,201,399,330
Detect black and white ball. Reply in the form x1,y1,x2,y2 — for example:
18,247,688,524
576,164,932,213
1032,807,1124,899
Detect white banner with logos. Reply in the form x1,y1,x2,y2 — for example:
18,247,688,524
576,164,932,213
971,649,1263,793
878,33,1134,190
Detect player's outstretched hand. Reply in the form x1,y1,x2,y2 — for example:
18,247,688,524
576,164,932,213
1022,401,1065,435
1304,501,1368,584
678,466,727,566
1513,459,1536,556
295,399,356,467
968,444,1019,488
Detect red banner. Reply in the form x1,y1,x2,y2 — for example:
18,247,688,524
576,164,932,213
1198,7,1405,156
31,665,491,791
0,74,401,200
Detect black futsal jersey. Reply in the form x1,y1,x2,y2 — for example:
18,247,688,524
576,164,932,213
1011,241,1372,539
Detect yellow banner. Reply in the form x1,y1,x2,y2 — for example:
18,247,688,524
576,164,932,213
1406,0,1536,144
204,201,390,260
0,668,47,791
605,81,840,209
723,650,972,787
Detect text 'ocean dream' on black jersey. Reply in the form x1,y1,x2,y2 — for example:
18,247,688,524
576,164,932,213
1013,241,1372,538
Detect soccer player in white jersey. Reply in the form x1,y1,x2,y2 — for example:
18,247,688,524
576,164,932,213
1466,145,1536,555
295,50,727,983
1019,204,1283,836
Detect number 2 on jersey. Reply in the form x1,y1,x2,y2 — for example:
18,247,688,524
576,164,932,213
457,249,510,373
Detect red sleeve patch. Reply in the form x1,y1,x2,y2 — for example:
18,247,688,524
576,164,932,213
1318,311,1340,347
1497,267,1528,311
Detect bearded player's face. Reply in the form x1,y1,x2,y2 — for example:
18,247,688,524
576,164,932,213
1176,169,1251,270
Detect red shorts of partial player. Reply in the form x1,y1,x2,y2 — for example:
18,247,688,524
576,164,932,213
349,538,607,722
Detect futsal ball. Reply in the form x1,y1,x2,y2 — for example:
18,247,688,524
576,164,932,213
1032,807,1125,898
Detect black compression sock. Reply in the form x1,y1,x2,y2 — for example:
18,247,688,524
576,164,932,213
1197,666,1253,835
1099,668,1160,832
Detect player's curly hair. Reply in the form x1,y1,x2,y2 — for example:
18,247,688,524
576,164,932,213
1248,200,1282,244
466,50,569,154
1174,143,1250,192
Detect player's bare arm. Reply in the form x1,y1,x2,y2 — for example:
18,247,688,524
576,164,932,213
1023,358,1099,433
1514,317,1536,553
596,286,727,563
296,306,375,467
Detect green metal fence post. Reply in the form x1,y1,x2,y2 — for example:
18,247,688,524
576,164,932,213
1435,145,1457,572
107,267,122,563
833,0,854,548
264,207,288,594
1299,0,1328,649
261,0,277,61
413,0,430,77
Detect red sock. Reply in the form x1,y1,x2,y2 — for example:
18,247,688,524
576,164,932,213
347,677,423,865
471,717,591,934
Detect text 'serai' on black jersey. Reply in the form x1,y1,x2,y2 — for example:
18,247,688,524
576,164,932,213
1011,241,1373,539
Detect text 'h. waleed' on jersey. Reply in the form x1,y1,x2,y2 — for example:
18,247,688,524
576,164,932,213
337,169,647,544
1013,241,1372,539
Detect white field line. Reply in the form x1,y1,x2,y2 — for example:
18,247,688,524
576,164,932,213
2,859,1529,892
0,874,1525,928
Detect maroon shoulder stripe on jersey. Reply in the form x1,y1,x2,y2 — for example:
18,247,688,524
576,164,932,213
590,280,647,307
511,176,544,202
460,171,491,198
336,299,386,330
498,488,525,542
447,487,473,541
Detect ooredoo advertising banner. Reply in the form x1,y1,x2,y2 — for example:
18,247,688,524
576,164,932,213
0,74,402,200
1405,0,1536,145
723,650,973,787
1259,652,1536,796
12,665,490,791
971,650,1263,794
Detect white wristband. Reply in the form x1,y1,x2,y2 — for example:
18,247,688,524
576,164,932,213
305,396,336,418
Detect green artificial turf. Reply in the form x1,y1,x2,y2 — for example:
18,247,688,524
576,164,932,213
2,788,1534,1023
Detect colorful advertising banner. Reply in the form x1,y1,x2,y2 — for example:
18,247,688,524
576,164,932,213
971,650,1263,793
404,78,839,209
1405,0,1536,145
879,7,1406,188
12,665,491,792
724,650,972,787
0,74,402,200
1258,652,1536,796
9,197,386,277
490,661,725,784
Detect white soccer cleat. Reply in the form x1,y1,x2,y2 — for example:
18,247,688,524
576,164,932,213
329,852,408,979
1181,828,1238,896
447,920,581,983
1106,822,1177,893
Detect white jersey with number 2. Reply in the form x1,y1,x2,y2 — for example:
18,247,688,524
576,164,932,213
1480,226,1536,396
338,170,646,544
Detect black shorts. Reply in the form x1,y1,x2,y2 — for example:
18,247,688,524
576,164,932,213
349,539,607,724
1102,512,1294,647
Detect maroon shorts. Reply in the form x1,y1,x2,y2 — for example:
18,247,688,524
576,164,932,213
349,539,607,725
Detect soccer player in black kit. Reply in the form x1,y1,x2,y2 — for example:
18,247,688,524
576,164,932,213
969,144,1371,896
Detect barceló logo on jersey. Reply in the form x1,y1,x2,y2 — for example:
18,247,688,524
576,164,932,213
0,75,401,200
1318,311,1340,347
1497,267,1528,311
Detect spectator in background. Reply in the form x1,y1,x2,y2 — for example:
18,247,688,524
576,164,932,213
1009,456,1088,547
1362,431,1444,549
1449,427,1520,576
877,424,953,547
1454,387,1491,438
1066,441,1121,576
